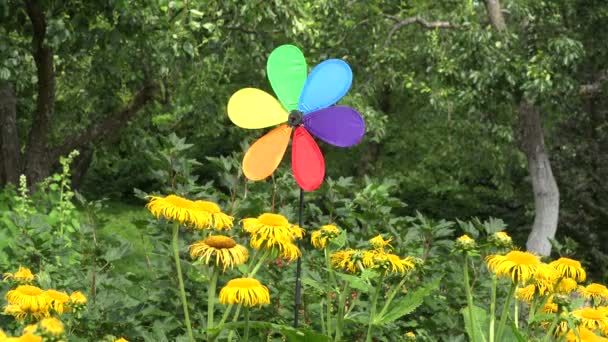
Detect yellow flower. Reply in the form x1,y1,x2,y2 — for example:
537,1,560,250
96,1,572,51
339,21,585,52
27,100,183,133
14,332,42,342
491,231,513,247
565,327,608,342
219,278,270,307
44,289,70,314
533,263,559,296
6,285,49,312
518,284,536,303
369,234,393,250
69,291,87,305
455,234,476,250
193,200,234,230
363,250,415,275
39,317,64,335
579,283,608,303
311,224,341,249
543,297,558,313
331,249,361,273
572,308,608,332
243,213,304,257
3,304,27,321
189,235,249,271
556,278,578,294
23,325,37,334
146,195,233,230
550,257,586,282
277,241,302,262
3,266,35,283
0,329,6,339
115,338,129,342
486,251,541,283
405,331,416,341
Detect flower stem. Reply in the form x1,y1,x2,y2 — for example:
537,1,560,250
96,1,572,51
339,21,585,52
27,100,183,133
325,248,334,337
207,266,220,337
513,284,519,329
227,304,242,342
489,274,497,342
250,249,270,277
172,223,194,342
541,313,560,342
365,275,384,342
334,282,350,342
463,254,477,342
244,307,250,341
378,276,407,319
496,282,517,341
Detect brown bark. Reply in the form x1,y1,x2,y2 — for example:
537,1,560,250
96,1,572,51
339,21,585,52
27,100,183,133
0,81,22,185
519,101,560,256
24,0,55,184
485,0,507,31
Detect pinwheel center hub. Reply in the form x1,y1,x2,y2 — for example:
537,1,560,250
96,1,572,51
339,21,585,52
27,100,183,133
288,110,304,127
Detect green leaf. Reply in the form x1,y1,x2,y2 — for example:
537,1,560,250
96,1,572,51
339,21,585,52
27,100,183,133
374,278,440,325
461,305,488,342
210,321,330,342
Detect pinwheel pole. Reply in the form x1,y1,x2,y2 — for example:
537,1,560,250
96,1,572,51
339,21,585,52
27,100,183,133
294,188,304,327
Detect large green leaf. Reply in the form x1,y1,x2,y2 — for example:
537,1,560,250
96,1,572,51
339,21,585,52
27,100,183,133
374,277,440,325
461,305,488,342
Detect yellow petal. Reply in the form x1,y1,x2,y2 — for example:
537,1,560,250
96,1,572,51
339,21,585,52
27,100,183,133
227,88,288,129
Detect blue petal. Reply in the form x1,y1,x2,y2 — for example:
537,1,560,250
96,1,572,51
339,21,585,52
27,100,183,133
298,59,353,114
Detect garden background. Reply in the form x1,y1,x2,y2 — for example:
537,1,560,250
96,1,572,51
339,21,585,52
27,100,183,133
1,0,607,341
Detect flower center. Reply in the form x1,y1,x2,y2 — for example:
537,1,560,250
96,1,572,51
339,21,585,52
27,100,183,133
505,251,540,265
258,213,289,227
288,110,303,127
165,195,196,208
227,277,262,288
205,235,237,249
17,285,43,296
195,200,221,213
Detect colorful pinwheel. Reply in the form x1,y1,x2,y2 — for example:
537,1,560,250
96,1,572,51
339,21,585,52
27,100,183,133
227,45,365,191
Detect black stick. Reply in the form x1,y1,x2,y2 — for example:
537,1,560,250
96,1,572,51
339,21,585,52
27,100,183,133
294,188,304,327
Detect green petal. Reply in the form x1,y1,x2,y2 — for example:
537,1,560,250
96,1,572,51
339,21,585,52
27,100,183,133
267,44,307,111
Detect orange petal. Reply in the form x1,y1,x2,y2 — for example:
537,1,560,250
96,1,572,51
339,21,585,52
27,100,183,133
243,124,292,181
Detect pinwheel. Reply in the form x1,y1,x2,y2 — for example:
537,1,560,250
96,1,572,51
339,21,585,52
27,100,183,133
227,44,365,191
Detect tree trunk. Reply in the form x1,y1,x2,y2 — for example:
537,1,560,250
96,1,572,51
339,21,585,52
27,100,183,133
485,0,507,31
24,0,55,185
519,101,560,256
0,81,22,185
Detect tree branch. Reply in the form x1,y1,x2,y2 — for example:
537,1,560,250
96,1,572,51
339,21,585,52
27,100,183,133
55,82,159,159
383,14,458,49
579,70,608,96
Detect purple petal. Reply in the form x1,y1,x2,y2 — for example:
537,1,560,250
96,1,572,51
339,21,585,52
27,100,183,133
303,106,365,147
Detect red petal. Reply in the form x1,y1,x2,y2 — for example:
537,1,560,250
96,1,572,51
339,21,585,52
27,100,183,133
292,127,325,191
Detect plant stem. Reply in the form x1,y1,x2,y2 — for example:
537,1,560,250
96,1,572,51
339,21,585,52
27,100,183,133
207,266,220,337
496,282,516,341
325,248,334,337
365,275,384,342
541,313,560,342
334,282,350,342
489,274,497,342
463,254,477,342
244,307,250,341
514,285,519,329
250,249,270,277
227,304,243,342
379,276,408,319
172,223,194,342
